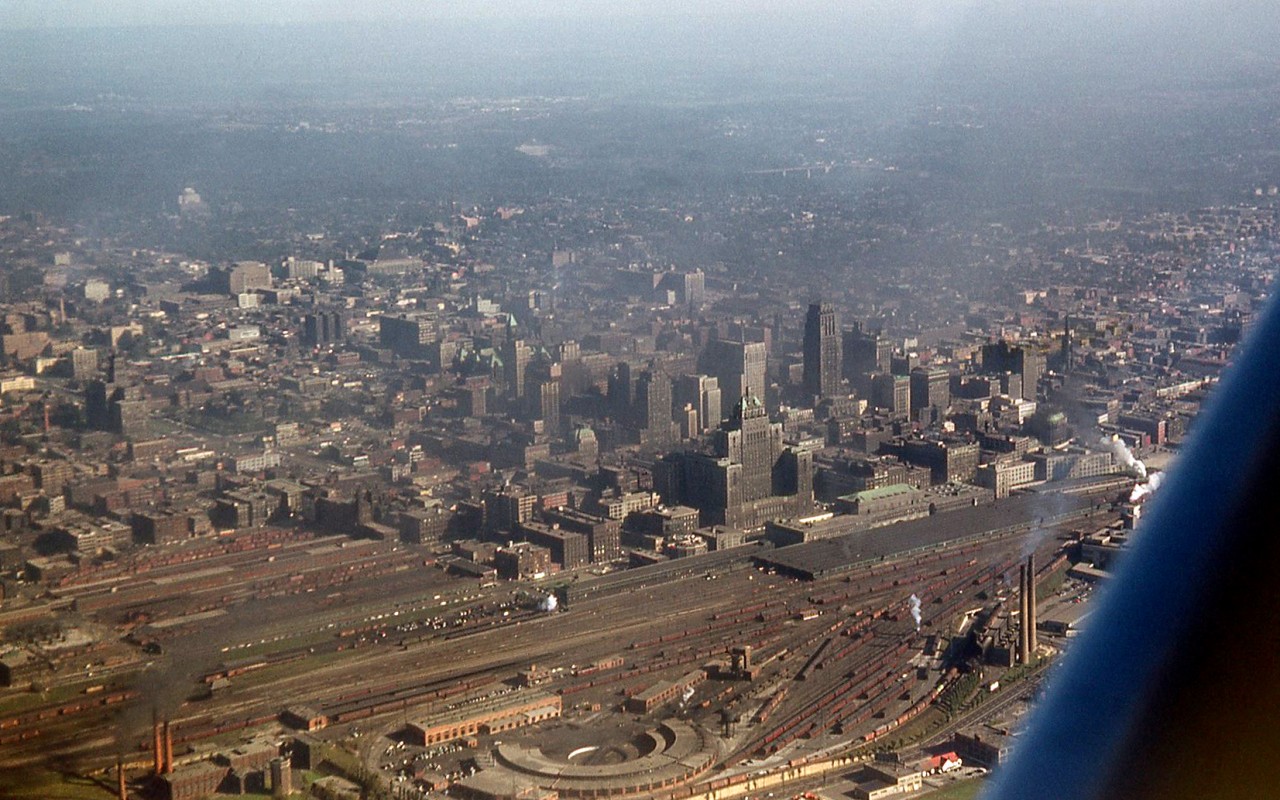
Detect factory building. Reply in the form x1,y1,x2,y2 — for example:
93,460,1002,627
407,690,562,746
541,506,622,563
518,521,590,570
849,761,925,800
624,669,707,714
131,511,191,545
952,727,1014,767
494,542,553,580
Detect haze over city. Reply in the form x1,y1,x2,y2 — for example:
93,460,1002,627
0,3,1276,800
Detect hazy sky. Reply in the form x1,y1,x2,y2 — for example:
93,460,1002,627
2,0,980,30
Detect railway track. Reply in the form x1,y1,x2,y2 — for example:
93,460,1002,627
3,526,1075,774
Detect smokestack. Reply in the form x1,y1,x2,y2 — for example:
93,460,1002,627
152,713,162,777
1018,564,1030,665
1027,554,1038,656
117,756,127,800
162,719,173,774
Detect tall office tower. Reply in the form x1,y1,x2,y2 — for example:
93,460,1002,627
682,270,706,308
910,366,952,421
678,403,699,439
870,373,912,417
713,395,784,503
654,394,813,529
634,363,676,450
304,310,345,346
674,374,723,435
524,353,562,434
608,362,634,422
504,338,532,399
802,302,842,399
536,378,561,435
70,347,99,380
843,323,892,393
700,339,767,414
981,340,1046,401
85,379,112,430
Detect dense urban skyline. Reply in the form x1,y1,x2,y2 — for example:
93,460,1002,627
0,5,1277,800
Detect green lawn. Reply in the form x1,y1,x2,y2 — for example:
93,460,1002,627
921,777,985,799
0,767,120,800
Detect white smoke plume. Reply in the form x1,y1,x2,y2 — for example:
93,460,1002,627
1102,434,1147,480
1129,470,1165,503
681,685,696,705
908,594,922,630
539,594,558,612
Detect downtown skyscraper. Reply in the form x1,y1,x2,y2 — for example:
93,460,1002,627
803,302,841,399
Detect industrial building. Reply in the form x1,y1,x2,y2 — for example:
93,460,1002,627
849,761,925,800
407,690,562,746
624,669,707,714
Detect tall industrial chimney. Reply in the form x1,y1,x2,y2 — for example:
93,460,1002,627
117,756,127,800
271,756,292,798
152,713,162,776
1018,564,1030,664
1027,554,1039,656
162,719,174,774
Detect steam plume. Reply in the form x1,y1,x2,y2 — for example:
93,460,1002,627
539,594,558,612
1129,470,1165,502
908,594,922,630
1101,434,1147,480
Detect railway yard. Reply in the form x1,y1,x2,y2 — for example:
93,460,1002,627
0,485,1121,799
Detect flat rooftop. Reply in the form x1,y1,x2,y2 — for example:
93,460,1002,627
755,491,1096,579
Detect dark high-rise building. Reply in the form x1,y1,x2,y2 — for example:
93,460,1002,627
85,379,111,431
85,378,148,437
453,377,488,418
303,310,345,347
504,339,532,399
700,339,767,414
525,356,562,435
674,374,723,436
910,367,952,421
634,364,676,450
112,393,150,438
607,362,634,422
890,353,920,376
843,324,892,393
981,341,1046,401
379,313,438,358
871,373,911,417
802,303,841,399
